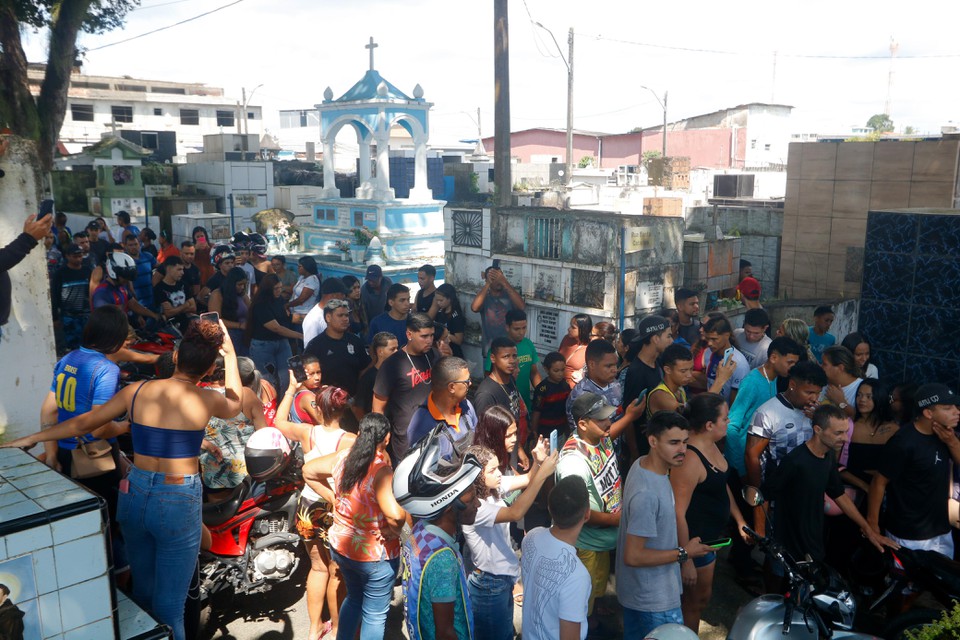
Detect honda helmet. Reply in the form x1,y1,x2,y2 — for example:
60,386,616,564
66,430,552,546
211,244,235,268
244,427,291,481
644,624,700,640
247,233,268,257
392,423,482,520
106,252,137,281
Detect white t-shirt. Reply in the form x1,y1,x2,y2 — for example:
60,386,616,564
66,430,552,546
865,363,879,379
747,394,812,483
820,377,862,407
521,527,590,640
291,275,320,315
734,328,772,370
240,262,256,297
462,495,519,579
302,303,327,345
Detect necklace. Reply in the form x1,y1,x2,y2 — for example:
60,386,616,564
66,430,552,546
404,348,432,371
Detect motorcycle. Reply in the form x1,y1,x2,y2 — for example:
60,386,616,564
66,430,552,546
198,428,304,605
727,487,881,640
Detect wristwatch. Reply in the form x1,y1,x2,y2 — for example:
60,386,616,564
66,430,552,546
838,402,849,410
676,546,688,564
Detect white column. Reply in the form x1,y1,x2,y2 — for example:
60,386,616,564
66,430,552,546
408,137,432,202
374,133,394,200
321,138,340,198
359,138,372,184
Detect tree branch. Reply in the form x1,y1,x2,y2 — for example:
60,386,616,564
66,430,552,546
36,0,95,170
0,0,42,140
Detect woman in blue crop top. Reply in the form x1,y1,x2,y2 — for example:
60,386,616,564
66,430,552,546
5,319,243,640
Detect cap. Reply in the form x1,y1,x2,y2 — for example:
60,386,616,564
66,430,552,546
637,315,669,338
571,392,618,423
64,243,82,255
738,277,761,301
365,264,383,280
915,383,960,410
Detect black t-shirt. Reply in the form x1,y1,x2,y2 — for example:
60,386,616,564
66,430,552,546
154,279,190,323
474,376,523,424
768,444,844,562
623,357,662,455
142,244,158,258
182,263,201,295
878,424,952,540
89,238,108,266
355,366,378,413
678,319,700,347
374,348,439,461
304,331,371,395
250,299,286,341
415,288,436,314
206,271,225,293
436,309,466,358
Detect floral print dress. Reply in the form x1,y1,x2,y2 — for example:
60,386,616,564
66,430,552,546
200,388,255,489
327,449,400,562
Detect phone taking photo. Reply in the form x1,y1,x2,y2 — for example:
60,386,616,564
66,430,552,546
38,199,55,220
199,311,219,324
549,429,558,454
287,355,306,383
722,347,735,366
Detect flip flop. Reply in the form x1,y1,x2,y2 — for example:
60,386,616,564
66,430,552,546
513,592,524,606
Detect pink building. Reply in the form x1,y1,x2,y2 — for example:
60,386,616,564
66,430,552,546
481,103,792,170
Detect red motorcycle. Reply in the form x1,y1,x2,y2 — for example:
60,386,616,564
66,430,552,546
199,428,304,604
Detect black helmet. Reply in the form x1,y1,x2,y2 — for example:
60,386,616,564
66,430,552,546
248,232,267,257
106,252,137,281
243,427,291,482
211,244,236,268
392,423,482,520
231,231,251,251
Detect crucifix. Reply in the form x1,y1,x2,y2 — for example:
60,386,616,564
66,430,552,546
365,37,378,70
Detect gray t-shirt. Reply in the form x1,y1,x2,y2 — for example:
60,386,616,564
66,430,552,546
734,328,771,370
615,462,681,612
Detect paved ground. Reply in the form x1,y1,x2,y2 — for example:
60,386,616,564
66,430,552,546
199,547,756,639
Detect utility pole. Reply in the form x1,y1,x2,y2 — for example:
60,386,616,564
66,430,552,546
566,27,574,186
494,0,512,207
662,90,668,159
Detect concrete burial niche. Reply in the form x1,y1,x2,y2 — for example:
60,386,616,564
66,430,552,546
859,208,960,387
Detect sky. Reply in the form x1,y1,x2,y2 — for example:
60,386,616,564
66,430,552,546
20,0,960,146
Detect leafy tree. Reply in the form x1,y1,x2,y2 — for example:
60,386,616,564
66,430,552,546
577,156,594,168
0,0,140,170
904,125,917,135
866,113,894,133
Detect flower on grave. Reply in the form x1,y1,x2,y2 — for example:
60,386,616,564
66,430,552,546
334,240,352,253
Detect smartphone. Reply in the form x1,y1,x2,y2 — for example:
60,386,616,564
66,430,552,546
287,355,306,383
491,258,501,270
701,537,732,549
633,388,649,406
199,311,219,324
549,429,558,454
38,199,55,220
722,347,735,366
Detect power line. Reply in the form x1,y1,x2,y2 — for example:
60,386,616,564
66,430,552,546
132,0,196,11
581,33,960,60
86,0,249,51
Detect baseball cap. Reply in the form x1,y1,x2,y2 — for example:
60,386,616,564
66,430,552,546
64,243,82,255
738,277,761,301
915,383,960,410
571,392,618,423
365,264,383,280
637,315,669,339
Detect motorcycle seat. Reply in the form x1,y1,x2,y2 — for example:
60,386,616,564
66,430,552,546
202,476,252,527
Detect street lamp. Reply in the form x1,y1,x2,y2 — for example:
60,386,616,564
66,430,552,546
640,85,668,159
534,22,574,186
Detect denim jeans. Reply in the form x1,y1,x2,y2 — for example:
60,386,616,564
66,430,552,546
330,549,400,640
622,606,684,638
249,338,292,394
117,466,202,640
467,570,515,640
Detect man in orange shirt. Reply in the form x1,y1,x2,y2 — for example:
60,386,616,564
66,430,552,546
407,356,478,453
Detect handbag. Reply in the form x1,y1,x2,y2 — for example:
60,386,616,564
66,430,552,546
70,437,116,479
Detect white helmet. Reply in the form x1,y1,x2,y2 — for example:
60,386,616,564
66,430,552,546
644,624,699,640
106,251,137,281
392,423,481,520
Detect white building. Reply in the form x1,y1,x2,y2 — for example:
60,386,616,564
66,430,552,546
27,63,263,155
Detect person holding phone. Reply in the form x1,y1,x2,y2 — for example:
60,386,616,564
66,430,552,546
1,212,53,338
248,274,303,395
702,315,749,404
670,394,749,632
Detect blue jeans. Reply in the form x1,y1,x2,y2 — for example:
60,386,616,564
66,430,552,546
622,606,684,638
330,549,399,640
249,338,292,394
467,570,514,640
117,467,202,640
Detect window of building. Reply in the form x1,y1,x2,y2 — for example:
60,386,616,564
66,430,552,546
153,108,162,116
532,217,562,259
116,84,146,92
353,211,374,227
750,139,757,149
151,86,186,95
70,103,94,122
764,143,771,151
180,109,199,125
315,208,337,225
111,105,133,123
140,132,159,150
247,112,256,120
216,110,235,127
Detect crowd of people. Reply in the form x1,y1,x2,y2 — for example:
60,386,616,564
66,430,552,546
3,211,960,640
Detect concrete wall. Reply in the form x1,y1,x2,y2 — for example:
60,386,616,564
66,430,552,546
0,138,57,439
779,139,960,299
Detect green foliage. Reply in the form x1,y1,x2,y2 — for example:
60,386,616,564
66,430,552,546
14,0,141,35
352,227,378,246
578,156,595,168
844,132,882,142
469,171,480,194
905,603,960,640
904,125,917,135
642,150,662,162
866,113,894,133
140,163,173,186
